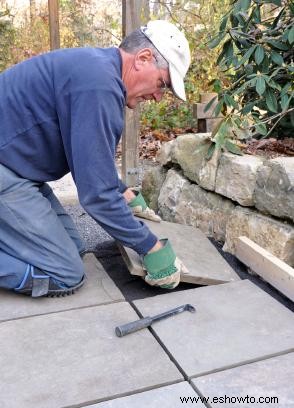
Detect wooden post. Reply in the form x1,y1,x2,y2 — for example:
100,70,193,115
48,0,60,50
121,0,143,187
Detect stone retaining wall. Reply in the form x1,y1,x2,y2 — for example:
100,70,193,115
142,133,294,266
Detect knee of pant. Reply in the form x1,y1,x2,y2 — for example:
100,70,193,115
45,254,85,288
64,256,85,287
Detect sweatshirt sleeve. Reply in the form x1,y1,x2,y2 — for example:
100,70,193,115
118,178,128,194
58,85,157,255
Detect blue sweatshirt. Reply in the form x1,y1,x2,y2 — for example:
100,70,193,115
0,47,157,254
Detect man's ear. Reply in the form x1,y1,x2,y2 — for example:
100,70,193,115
134,48,153,70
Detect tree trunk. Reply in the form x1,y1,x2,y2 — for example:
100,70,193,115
142,0,150,23
30,0,36,23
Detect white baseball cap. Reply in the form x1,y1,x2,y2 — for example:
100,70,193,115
141,20,191,101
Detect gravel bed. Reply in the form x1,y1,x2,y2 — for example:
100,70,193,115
64,203,114,252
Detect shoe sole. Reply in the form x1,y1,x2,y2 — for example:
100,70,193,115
46,276,86,297
17,276,86,298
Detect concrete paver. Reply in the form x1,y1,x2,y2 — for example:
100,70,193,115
192,352,294,407
0,302,182,408
134,280,294,378
0,254,124,322
120,220,240,285
89,382,205,407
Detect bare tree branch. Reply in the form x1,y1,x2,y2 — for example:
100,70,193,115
93,26,122,42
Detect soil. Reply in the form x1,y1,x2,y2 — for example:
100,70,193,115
116,129,294,162
242,137,294,159
116,127,197,162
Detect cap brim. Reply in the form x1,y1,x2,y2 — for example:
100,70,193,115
169,64,186,101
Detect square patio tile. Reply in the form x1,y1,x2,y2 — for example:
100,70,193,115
134,280,294,378
192,352,294,407
0,302,182,408
120,220,239,285
0,254,124,322
89,382,205,407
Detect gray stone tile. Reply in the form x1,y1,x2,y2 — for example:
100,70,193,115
90,382,205,407
0,254,124,322
0,302,182,408
120,220,239,285
192,353,294,407
134,280,294,378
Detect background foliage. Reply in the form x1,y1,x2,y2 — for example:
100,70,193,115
0,0,292,140
208,0,294,142
0,0,230,132
0,7,15,71
141,0,231,131
0,0,121,68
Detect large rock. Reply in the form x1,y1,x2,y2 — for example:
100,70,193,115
172,133,212,185
215,153,264,206
158,169,189,221
198,147,221,191
158,169,235,241
157,133,218,191
156,140,175,166
254,157,294,222
174,183,235,242
141,166,167,212
224,206,294,266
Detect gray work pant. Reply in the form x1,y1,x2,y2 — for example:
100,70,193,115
0,164,85,289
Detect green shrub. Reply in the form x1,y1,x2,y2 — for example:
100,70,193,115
208,0,294,140
141,0,231,132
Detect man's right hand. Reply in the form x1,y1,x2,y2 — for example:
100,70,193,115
142,239,188,289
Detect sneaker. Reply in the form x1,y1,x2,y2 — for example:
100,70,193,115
15,265,85,298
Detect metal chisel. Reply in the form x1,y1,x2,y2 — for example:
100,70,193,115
115,303,196,337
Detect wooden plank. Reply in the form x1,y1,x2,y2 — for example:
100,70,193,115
48,0,60,50
236,236,294,302
121,0,143,187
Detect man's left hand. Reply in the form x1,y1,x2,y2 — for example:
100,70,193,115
128,190,161,222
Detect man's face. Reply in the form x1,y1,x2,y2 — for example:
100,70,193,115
124,49,171,109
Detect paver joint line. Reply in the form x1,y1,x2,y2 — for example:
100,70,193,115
0,253,125,322
188,347,294,380
59,379,185,408
189,382,213,408
192,352,294,408
133,280,294,379
0,302,183,407
0,299,126,324
129,300,190,380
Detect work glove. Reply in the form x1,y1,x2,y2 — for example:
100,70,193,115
143,239,188,289
128,190,161,223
